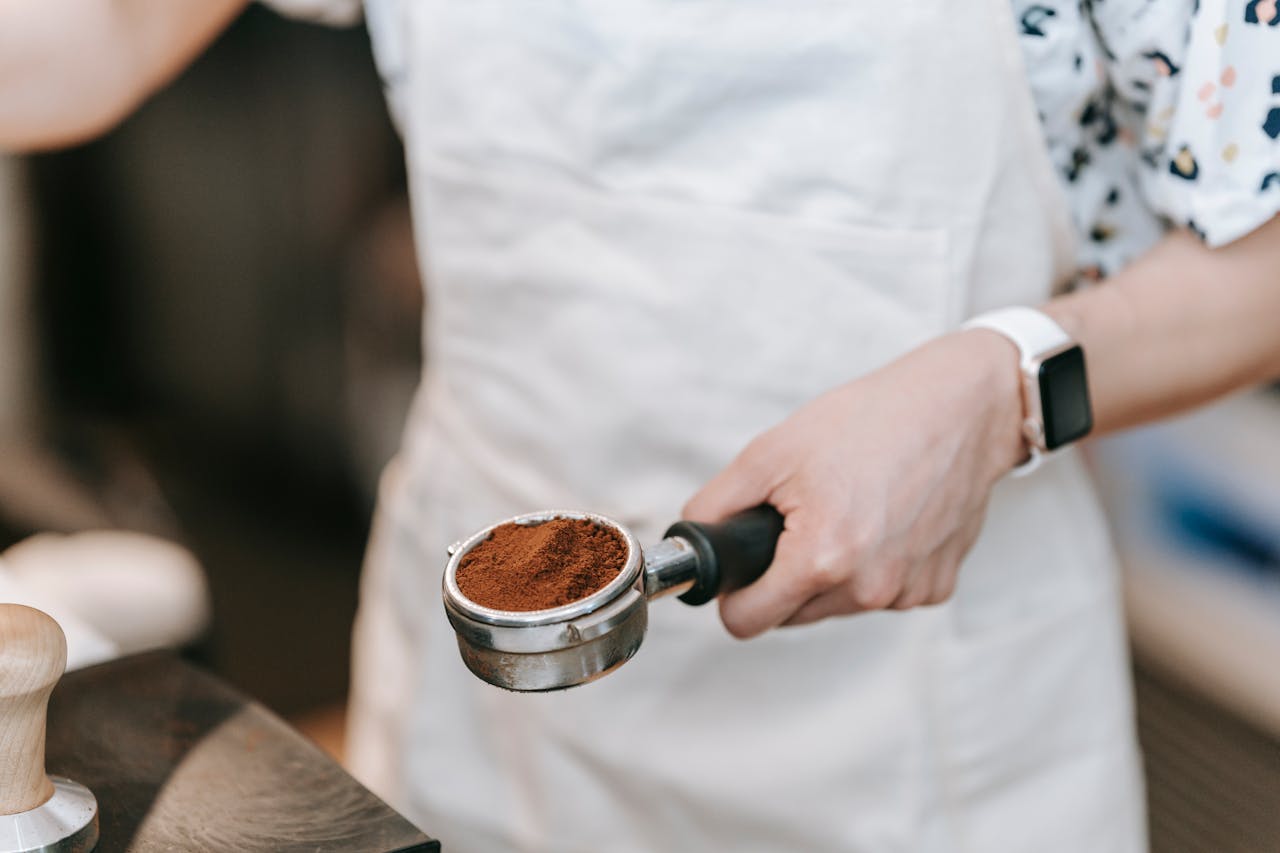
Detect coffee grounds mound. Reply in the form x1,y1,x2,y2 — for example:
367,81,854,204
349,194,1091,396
456,517,628,612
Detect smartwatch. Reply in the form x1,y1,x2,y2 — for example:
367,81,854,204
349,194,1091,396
961,306,1093,476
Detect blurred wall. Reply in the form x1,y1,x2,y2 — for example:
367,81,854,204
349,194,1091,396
0,157,32,438
29,5,409,488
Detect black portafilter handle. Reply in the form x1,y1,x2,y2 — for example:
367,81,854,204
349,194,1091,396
664,505,785,606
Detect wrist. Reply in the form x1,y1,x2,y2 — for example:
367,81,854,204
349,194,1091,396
958,328,1030,477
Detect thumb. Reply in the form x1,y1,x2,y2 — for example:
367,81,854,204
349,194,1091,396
682,438,777,524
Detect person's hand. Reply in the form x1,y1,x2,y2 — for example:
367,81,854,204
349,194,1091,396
683,330,1027,638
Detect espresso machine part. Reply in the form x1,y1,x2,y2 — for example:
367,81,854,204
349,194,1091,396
0,604,99,853
442,506,784,692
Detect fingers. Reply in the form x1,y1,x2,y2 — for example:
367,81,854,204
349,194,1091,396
780,588,857,627
717,515,977,632
781,560,916,627
782,547,966,628
781,575,923,629
889,574,933,610
928,562,960,605
682,438,778,524
925,529,973,605
717,528,820,639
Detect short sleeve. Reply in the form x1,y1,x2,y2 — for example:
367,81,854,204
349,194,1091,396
257,0,363,26
1139,0,1280,247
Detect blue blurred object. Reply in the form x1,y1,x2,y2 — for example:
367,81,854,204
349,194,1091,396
1155,477,1280,576
1093,391,1280,585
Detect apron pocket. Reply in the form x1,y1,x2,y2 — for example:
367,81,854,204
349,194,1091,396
418,160,954,522
423,160,953,428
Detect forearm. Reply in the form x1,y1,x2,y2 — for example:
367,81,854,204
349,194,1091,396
0,0,248,152
1043,216,1280,436
684,218,1280,633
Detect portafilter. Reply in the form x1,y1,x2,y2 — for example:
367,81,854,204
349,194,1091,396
442,506,784,692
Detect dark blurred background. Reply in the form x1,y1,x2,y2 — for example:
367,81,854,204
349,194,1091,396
2,4,420,716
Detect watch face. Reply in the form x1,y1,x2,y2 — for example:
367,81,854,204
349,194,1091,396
1038,345,1092,450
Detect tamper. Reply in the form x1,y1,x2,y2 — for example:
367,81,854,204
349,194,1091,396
0,604,99,853
443,506,784,692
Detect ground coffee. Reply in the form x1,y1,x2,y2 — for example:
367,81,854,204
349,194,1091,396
456,517,628,611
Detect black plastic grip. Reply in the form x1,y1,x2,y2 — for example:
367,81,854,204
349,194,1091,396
665,505,785,606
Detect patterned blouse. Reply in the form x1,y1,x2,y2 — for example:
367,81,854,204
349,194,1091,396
1015,0,1280,279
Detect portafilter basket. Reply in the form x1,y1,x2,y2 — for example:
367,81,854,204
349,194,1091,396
443,506,784,692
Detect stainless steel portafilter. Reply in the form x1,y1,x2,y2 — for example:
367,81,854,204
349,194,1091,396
442,506,784,692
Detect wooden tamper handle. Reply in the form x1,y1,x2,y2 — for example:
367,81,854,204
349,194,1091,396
0,604,66,816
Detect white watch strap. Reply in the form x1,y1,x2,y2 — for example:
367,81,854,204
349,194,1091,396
961,306,1071,371
961,306,1072,477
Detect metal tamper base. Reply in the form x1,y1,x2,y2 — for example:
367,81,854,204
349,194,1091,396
0,778,98,853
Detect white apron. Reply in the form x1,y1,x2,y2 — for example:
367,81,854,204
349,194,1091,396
346,1,1146,850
